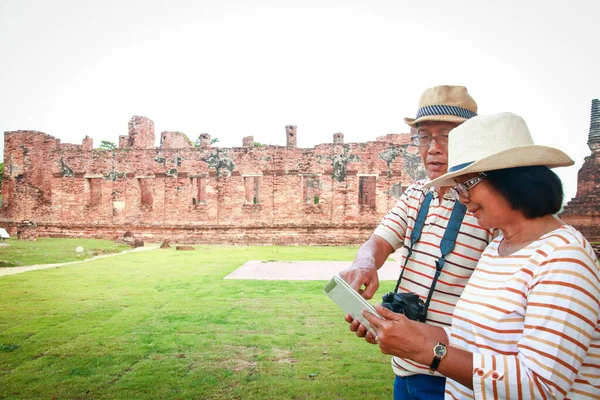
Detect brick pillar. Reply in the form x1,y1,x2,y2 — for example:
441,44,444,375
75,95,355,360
82,135,93,150
119,135,129,149
243,136,254,147
333,133,344,144
199,133,211,149
286,125,297,149
128,116,155,149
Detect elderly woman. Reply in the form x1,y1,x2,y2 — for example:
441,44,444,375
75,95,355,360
353,112,600,399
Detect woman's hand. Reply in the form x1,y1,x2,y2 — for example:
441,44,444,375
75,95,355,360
358,304,472,389
361,304,429,362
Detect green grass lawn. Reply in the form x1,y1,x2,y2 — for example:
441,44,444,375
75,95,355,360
0,238,131,267
0,244,396,399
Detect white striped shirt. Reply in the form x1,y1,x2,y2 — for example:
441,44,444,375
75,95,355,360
374,180,493,376
445,225,600,399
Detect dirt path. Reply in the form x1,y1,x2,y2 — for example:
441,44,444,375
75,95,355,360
0,246,159,277
224,260,401,280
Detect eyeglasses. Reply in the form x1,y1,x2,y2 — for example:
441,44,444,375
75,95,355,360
449,173,487,199
410,134,449,147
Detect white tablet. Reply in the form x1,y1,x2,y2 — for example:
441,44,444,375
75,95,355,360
323,275,382,337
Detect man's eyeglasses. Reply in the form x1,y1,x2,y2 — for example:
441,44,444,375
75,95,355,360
449,173,487,199
410,134,449,147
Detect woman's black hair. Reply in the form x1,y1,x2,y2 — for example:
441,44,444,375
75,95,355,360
484,166,564,219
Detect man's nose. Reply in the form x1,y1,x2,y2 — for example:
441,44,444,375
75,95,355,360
427,137,445,153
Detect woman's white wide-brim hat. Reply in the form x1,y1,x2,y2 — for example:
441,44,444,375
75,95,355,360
425,112,574,188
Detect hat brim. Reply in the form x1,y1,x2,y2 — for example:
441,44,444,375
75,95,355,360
404,114,469,127
424,145,575,188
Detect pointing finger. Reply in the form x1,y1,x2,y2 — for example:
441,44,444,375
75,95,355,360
362,310,384,329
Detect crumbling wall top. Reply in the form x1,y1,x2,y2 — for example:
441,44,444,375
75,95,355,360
375,133,412,146
160,131,194,149
243,136,254,147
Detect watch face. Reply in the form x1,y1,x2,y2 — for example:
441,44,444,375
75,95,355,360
434,345,447,357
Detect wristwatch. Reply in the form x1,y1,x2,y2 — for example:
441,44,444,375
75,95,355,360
429,343,447,374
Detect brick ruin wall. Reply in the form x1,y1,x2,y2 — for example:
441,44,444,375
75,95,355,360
560,99,600,243
1,116,427,245
560,152,600,240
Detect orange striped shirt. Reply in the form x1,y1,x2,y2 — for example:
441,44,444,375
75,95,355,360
373,180,493,376
445,225,600,399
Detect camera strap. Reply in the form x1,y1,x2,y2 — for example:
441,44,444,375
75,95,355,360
423,200,466,313
393,191,467,316
393,191,433,292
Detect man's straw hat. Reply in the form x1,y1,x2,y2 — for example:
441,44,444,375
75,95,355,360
425,112,574,188
404,85,478,127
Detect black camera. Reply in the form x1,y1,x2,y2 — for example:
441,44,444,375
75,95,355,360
381,292,427,322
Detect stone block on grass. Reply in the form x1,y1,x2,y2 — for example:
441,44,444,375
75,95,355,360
176,246,195,251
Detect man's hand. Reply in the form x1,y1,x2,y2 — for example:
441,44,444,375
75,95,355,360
338,235,393,300
339,264,380,300
345,313,378,345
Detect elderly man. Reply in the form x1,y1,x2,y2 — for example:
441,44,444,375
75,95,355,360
339,85,493,399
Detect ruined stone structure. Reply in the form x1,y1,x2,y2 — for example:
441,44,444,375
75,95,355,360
561,99,600,242
1,116,426,245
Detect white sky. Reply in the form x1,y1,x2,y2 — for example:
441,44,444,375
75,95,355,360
0,0,598,200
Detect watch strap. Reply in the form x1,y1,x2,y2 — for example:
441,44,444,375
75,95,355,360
429,356,442,374
429,342,446,374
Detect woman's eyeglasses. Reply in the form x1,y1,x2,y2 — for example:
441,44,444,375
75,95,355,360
449,173,487,199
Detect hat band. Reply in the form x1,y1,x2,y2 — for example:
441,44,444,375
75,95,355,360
447,161,474,173
415,105,477,120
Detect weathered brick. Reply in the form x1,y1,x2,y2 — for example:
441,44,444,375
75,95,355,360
560,99,600,242
1,116,426,245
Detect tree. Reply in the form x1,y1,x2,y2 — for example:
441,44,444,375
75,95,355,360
99,141,117,151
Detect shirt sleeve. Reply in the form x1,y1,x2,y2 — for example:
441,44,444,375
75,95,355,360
442,326,452,342
468,244,600,399
372,182,420,251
